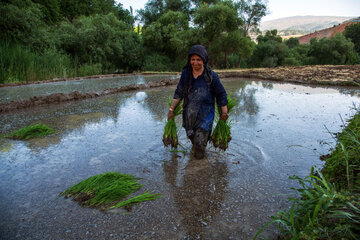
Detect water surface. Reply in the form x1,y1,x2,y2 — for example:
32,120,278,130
0,74,178,104
1,78,360,239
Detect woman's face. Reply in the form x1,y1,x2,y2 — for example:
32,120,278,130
190,54,204,72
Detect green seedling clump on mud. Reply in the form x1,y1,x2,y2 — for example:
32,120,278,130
5,123,56,140
210,94,237,151
163,98,182,149
60,172,161,210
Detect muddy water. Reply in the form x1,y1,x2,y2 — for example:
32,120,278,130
1,78,360,240
0,74,178,104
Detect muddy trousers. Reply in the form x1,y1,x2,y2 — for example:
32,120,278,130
189,128,210,159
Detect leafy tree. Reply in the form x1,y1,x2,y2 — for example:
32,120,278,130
193,1,243,67
285,37,299,49
236,0,267,36
142,11,189,58
58,0,133,26
54,13,142,72
284,44,310,66
138,0,191,27
249,30,289,67
32,0,61,24
344,23,360,55
308,33,359,65
0,0,52,51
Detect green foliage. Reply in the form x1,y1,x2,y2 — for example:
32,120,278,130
163,98,183,148
60,172,161,209
344,23,360,55
0,41,74,83
308,33,359,65
54,13,142,73
138,0,191,27
210,94,237,151
322,110,360,190
236,0,267,36
249,30,289,67
5,123,56,140
194,2,241,43
254,168,360,240
285,37,300,49
142,10,190,60
0,0,52,51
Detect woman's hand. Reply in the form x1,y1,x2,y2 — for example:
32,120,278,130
220,105,228,122
168,110,174,120
220,112,229,122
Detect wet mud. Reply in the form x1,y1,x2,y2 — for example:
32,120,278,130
218,65,360,86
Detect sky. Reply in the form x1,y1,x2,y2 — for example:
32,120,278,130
118,0,360,21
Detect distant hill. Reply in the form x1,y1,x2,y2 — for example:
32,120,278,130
298,17,360,44
259,16,355,36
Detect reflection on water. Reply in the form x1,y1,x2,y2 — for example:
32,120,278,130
0,74,178,104
164,156,228,238
1,78,360,239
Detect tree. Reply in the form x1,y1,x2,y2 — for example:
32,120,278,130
0,0,52,51
54,13,142,72
249,30,289,67
193,1,243,67
137,0,191,27
344,23,360,56
285,37,299,49
308,33,359,65
236,0,267,37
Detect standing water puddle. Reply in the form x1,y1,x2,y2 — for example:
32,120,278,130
1,77,360,239
0,74,178,104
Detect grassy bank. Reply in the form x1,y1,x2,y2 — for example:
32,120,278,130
0,42,102,84
254,109,360,240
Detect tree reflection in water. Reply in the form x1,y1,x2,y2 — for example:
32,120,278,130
163,155,228,238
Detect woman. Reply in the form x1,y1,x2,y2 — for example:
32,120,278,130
168,45,228,159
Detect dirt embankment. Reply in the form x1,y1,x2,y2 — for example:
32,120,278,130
218,65,360,86
1,65,359,114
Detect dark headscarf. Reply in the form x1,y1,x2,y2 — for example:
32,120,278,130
184,45,213,102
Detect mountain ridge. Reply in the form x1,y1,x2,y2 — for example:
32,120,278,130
259,16,355,35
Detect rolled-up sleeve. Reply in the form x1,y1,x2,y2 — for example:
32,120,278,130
211,72,228,106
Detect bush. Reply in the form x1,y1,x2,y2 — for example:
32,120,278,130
142,53,172,72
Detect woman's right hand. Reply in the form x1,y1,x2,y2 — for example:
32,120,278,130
168,110,174,120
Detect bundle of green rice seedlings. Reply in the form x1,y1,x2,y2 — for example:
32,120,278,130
162,98,182,148
59,172,161,210
5,123,56,140
210,94,237,151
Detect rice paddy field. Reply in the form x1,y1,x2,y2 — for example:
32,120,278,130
1,76,360,239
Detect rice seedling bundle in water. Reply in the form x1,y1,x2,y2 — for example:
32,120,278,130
59,172,161,210
210,94,237,151
5,123,56,140
163,98,182,148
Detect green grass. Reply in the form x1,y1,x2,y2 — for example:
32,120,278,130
210,93,237,151
321,110,360,190
163,98,182,149
0,41,102,84
254,168,360,240
5,123,56,140
254,108,360,240
60,172,161,210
